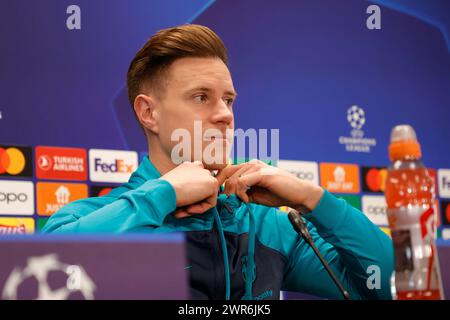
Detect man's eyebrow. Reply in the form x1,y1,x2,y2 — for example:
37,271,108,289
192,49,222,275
184,86,237,98
225,90,238,98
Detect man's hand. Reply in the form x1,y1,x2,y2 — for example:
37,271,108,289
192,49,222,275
216,159,324,212
160,161,219,219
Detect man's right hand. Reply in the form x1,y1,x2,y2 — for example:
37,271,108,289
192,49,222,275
160,161,219,219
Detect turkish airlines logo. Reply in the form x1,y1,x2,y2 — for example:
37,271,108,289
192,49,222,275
277,160,319,185
362,195,388,226
89,149,138,183
0,180,34,215
36,182,88,216
36,146,87,181
38,155,52,171
0,145,33,178
320,163,360,193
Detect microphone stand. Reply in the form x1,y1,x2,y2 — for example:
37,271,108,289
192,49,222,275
288,209,351,300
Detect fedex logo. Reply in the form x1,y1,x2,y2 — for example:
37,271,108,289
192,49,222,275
438,169,450,198
94,158,134,173
442,176,450,192
89,149,138,183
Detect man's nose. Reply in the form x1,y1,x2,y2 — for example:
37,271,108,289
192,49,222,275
211,99,233,125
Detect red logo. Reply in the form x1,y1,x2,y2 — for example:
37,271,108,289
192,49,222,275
36,146,87,181
361,166,387,193
38,154,52,171
89,185,115,197
98,188,112,197
0,224,26,234
420,207,435,239
446,203,450,226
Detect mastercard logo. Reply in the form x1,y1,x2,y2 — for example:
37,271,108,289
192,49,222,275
0,146,31,176
446,204,450,226
362,167,387,193
442,201,450,226
90,185,114,197
98,187,112,197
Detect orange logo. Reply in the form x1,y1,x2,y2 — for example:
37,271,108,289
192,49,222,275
0,146,32,177
36,182,88,216
36,146,87,181
362,167,388,193
446,203,450,226
0,218,35,234
320,163,360,193
98,187,112,197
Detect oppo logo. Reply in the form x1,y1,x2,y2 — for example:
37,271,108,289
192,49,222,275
0,192,28,204
367,206,386,215
291,171,315,181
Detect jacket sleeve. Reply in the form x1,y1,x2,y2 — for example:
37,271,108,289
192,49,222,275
281,189,394,300
42,179,176,233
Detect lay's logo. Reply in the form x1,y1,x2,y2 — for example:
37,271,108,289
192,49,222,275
0,218,35,235
0,145,33,178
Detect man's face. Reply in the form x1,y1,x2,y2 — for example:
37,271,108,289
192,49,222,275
154,57,236,170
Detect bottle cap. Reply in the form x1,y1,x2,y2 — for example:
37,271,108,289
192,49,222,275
389,125,422,161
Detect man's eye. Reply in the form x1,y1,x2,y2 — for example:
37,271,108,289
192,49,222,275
193,94,208,103
224,98,234,106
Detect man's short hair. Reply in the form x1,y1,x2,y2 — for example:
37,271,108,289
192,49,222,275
126,24,228,107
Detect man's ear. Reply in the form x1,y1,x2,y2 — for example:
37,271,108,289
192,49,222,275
133,94,159,134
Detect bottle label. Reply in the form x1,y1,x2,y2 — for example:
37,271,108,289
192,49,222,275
388,205,444,299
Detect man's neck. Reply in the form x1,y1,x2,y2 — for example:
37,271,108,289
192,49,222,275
147,142,177,176
148,153,177,177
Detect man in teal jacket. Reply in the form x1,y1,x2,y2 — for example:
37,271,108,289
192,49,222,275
43,24,394,300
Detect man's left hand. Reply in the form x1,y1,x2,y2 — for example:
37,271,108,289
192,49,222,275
216,159,324,213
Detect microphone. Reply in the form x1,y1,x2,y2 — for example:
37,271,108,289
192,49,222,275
288,209,352,300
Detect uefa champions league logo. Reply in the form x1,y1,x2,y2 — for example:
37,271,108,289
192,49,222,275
2,254,96,300
338,105,376,153
347,105,366,131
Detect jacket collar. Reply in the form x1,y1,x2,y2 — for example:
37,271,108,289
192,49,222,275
129,156,243,214
128,155,161,185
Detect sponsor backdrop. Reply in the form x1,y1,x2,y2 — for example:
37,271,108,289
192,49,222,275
1,0,450,242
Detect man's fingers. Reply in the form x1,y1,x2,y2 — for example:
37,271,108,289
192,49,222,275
174,195,217,218
236,178,250,203
238,170,263,188
186,202,211,214
225,165,260,196
234,167,261,203
191,160,204,168
174,208,190,219
216,163,245,186
186,193,217,214
223,164,256,194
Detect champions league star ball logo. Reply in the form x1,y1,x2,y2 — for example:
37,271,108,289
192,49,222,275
347,105,366,130
338,105,376,153
2,254,96,300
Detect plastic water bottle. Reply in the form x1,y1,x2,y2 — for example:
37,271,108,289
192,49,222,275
385,125,444,300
